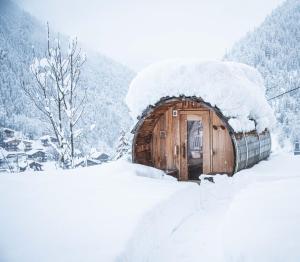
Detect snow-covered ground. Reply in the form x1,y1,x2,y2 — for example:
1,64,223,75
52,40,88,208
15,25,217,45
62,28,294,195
157,153,300,262
0,161,200,262
0,153,299,261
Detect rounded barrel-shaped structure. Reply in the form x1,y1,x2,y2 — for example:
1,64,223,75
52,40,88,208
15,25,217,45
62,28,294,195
127,61,274,180
132,97,271,180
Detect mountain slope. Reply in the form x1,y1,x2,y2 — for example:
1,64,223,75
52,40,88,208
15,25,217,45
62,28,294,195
0,0,135,152
225,0,300,142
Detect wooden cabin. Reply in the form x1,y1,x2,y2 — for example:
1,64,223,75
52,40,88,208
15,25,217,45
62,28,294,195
22,140,33,152
27,149,47,162
91,152,110,163
127,60,274,181
40,135,58,147
3,138,22,152
132,96,271,180
2,128,15,139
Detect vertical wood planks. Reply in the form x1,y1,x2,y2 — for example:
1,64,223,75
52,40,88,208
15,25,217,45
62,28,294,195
136,99,237,179
211,112,234,174
179,113,188,180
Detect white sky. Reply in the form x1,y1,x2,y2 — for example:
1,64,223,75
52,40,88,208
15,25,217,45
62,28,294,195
18,0,285,70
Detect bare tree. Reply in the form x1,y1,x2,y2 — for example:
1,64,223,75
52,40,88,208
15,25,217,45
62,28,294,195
22,24,86,168
62,37,87,167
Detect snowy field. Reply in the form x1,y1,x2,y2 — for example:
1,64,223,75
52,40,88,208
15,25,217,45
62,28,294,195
0,153,299,262
157,152,300,262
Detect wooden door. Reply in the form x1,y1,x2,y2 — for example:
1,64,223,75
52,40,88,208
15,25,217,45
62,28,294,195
179,111,211,180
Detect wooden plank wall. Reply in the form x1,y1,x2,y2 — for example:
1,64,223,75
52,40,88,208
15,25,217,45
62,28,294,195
134,100,235,179
152,107,177,170
211,112,234,174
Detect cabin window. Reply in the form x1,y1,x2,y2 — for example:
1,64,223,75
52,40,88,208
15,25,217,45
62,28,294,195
188,121,203,158
295,142,300,151
187,120,203,179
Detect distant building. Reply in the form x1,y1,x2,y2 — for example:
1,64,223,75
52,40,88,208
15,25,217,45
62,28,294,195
40,135,58,147
3,138,34,152
22,140,33,152
3,138,22,152
91,152,110,163
1,128,16,147
75,158,100,168
27,149,47,162
3,128,15,139
74,149,84,158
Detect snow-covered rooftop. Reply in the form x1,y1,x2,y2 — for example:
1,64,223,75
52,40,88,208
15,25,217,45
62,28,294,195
126,60,275,132
3,137,21,143
26,149,45,156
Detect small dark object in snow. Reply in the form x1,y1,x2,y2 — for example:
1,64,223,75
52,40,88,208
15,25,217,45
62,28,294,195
29,162,43,171
203,177,214,183
165,169,179,179
19,166,27,172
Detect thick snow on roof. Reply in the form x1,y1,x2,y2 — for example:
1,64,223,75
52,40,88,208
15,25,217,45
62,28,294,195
126,60,275,132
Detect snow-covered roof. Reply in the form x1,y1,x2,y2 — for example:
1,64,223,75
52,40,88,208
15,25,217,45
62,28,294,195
90,151,109,160
40,135,51,140
126,60,275,132
5,151,27,158
40,135,57,140
3,138,21,143
3,128,15,133
26,149,45,156
22,139,33,144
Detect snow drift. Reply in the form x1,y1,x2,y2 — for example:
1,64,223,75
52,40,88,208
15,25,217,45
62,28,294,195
0,160,200,262
126,60,275,132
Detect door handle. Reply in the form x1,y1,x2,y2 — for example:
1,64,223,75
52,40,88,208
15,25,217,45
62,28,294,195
174,145,179,156
182,142,186,159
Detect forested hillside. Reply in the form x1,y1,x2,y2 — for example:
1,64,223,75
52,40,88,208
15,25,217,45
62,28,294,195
0,0,135,153
225,0,300,142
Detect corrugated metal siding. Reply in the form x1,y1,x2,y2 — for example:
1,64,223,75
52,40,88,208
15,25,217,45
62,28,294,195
234,130,271,172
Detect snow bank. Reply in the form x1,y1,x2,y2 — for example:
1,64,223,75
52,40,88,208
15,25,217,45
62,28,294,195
126,60,275,132
0,160,198,262
222,177,300,262
154,153,300,262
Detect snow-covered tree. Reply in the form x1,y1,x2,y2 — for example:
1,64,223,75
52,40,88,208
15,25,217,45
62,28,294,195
0,1,134,152
22,25,86,168
0,49,6,123
225,0,300,144
114,130,130,160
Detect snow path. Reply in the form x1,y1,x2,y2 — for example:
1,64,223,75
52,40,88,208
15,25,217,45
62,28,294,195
0,160,200,262
156,153,300,262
